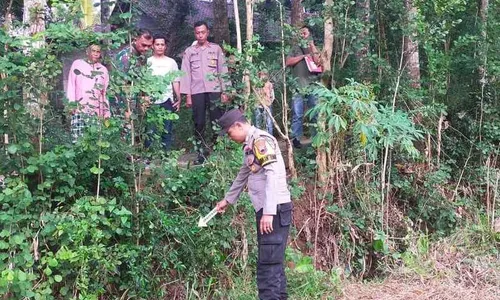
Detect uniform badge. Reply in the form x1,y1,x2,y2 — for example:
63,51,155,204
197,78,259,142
245,145,260,173
209,58,217,68
253,136,277,167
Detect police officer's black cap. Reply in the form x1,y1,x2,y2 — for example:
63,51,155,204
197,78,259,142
218,108,247,135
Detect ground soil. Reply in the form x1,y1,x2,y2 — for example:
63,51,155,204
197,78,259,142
341,276,500,300
340,233,500,300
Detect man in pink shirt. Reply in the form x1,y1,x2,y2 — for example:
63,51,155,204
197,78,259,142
66,44,110,141
180,21,231,164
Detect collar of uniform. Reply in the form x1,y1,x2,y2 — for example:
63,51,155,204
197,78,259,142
194,42,212,49
244,126,257,146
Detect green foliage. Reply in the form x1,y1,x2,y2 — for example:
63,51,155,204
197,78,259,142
286,249,341,299
310,80,422,160
0,12,254,298
2,0,500,297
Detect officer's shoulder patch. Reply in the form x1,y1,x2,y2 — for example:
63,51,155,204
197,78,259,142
253,136,277,167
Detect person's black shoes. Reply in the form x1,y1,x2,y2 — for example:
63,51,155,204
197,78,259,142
292,138,302,149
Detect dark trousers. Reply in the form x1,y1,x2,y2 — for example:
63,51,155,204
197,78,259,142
191,92,224,149
256,202,292,300
145,100,174,151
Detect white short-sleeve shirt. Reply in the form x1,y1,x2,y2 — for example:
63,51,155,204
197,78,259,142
147,56,180,104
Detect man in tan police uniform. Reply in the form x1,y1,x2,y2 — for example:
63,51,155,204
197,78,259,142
180,21,231,164
216,109,292,300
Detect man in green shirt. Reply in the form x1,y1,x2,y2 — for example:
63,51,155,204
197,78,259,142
285,26,321,149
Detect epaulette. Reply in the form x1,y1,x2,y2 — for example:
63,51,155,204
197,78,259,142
253,135,277,167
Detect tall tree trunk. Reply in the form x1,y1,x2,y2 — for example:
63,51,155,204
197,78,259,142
101,0,117,32
316,0,334,183
23,0,47,124
403,0,421,89
245,0,254,43
234,0,242,52
356,0,371,82
376,2,389,84
274,0,297,179
291,0,304,26
24,0,46,37
213,0,231,46
2,0,13,150
477,0,488,142
243,0,254,102
2,0,14,30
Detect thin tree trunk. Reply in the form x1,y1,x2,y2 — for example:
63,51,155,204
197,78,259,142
291,0,304,27
234,0,242,52
243,0,254,103
23,0,46,44
3,0,14,30
356,0,371,82
377,3,389,84
274,0,296,179
213,0,231,46
403,0,421,89
23,0,47,123
478,0,488,142
316,0,334,183
2,0,13,149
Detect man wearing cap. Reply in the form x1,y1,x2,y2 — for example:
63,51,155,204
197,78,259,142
216,109,292,300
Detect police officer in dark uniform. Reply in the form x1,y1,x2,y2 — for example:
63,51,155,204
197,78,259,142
216,109,293,300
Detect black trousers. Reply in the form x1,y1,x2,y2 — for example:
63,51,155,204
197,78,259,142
256,202,293,300
191,92,224,149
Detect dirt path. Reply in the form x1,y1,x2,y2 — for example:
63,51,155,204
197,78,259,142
340,242,500,300
341,279,500,300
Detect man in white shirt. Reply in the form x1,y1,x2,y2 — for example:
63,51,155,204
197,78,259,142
145,35,182,150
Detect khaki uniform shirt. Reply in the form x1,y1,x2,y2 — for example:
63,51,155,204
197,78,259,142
225,126,291,215
180,42,230,95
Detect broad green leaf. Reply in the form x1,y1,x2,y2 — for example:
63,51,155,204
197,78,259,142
90,166,104,175
97,141,110,148
0,241,9,249
7,144,18,154
26,165,38,173
6,270,14,281
17,270,27,281
60,286,69,296
48,258,58,267
119,12,132,19
12,235,24,245
99,154,110,160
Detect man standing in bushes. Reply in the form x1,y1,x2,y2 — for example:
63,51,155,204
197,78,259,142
113,29,154,119
286,25,322,149
216,109,293,300
115,28,154,73
180,21,230,165
145,35,181,151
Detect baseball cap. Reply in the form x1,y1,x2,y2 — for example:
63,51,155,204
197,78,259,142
218,108,247,135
